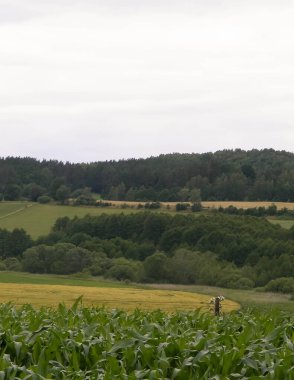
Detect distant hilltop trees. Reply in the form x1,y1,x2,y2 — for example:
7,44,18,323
1,148,294,202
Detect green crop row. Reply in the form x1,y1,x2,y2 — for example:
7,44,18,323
0,302,293,379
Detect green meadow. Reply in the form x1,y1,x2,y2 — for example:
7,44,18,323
0,271,129,288
268,218,294,229
0,201,31,218
1,201,293,240
0,202,140,238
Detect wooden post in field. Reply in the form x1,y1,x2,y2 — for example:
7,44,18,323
214,296,220,316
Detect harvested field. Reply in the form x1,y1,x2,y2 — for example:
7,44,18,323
201,201,294,210
106,200,294,210
0,283,239,312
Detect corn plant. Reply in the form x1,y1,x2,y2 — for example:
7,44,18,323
0,303,292,379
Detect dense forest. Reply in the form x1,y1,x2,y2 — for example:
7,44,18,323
1,212,294,292
1,149,294,202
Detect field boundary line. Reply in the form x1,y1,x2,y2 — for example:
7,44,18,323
0,203,34,220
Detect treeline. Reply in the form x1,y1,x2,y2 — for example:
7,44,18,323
21,244,253,289
217,204,294,218
1,149,294,202
2,212,293,289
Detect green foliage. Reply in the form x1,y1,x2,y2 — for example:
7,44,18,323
0,228,33,258
106,258,143,282
159,227,183,251
73,188,96,206
0,305,292,378
37,195,52,204
176,203,189,211
71,187,92,198
167,249,216,284
219,204,284,217
96,200,112,207
23,183,46,202
2,149,294,202
1,205,294,289
144,252,169,282
55,185,71,204
216,273,255,290
22,244,93,275
265,277,294,294
3,257,21,271
191,202,202,212
3,184,21,201
46,212,294,286
144,201,161,209
0,271,131,288
74,194,96,205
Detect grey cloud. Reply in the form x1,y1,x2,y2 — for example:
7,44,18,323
0,0,290,24
0,0,294,161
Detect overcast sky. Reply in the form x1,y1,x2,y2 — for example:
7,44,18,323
0,0,293,162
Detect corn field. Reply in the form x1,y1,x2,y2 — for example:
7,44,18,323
0,303,293,379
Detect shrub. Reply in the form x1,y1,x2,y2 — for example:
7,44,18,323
176,203,189,211
74,194,96,206
191,202,202,212
265,277,294,294
216,273,254,289
106,259,142,282
120,203,132,209
4,257,22,271
106,264,135,281
95,201,112,207
233,277,255,289
145,202,161,209
37,195,52,204
88,264,103,276
69,272,91,279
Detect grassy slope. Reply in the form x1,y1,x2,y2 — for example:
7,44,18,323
0,202,32,218
146,284,294,312
0,271,129,287
0,272,292,312
1,201,294,238
268,218,294,229
0,202,142,238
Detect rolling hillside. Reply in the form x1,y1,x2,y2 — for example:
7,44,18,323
0,202,139,238
1,201,294,238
